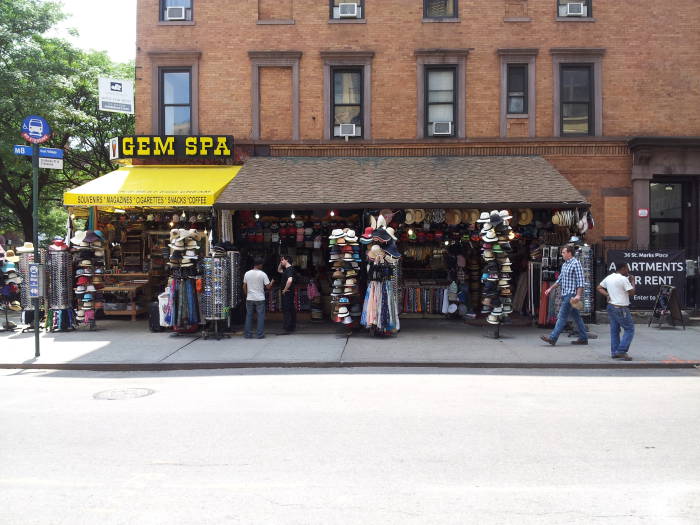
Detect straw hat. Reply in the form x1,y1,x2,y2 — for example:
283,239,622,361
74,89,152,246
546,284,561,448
445,209,461,226
463,209,480,224
413,209,425,223
16,242,35,253
4,250,20,263
518,208,534,226
404,209,415,225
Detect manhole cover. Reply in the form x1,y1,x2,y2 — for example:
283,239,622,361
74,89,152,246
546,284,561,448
93,388,155,400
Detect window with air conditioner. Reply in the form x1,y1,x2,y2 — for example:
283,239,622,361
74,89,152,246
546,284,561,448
330,0,363,20
161,0,193,22
557,0,590,18
332,69,363,138
425,67,456,137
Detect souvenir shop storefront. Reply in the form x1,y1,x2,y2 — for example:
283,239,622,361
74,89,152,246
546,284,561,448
46,162,242,333
213,155,596,337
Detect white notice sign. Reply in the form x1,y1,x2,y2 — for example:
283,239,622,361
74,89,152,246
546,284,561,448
39,157,63,170
98,77,134,114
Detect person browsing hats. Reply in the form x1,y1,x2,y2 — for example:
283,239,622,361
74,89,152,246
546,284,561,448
597,263,636,360
540,245,589,346
277,255,296,333
243,258,275,339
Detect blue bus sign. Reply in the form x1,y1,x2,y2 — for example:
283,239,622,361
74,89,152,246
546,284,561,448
21,115,52,144
14,145,64,158
28,263,45,299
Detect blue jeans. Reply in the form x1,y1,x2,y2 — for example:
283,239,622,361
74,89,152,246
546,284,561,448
245,300,266,338
607,304,635,356
549,293,588,343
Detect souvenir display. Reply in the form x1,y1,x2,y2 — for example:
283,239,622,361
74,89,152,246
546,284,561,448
360,216,401,336
47,240,74,331
1,250,22,331
70,231,105,330
329,227,362,326
479,210,515,326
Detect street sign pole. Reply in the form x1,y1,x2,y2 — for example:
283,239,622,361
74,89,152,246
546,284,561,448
32,143,40,358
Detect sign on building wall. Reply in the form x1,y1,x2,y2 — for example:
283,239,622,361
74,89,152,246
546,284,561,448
98,78,134,114
109,135,234,159
606,250,686,309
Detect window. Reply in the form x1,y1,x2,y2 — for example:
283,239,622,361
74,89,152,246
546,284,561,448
424,0,457,19
160,0,193,21
557,0,591,18
330,0,363,19
560,65,592,136
425,68,456,137
507,64,528,114
332,69,363,138
160,69,191,135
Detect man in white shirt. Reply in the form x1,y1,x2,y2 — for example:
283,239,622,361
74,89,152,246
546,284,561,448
243,258,274,339
597,263,636,360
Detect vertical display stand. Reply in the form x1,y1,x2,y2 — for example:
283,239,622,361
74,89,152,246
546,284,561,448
201,256,231,340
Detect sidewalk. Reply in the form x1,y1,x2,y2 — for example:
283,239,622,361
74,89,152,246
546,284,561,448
1,316,699,370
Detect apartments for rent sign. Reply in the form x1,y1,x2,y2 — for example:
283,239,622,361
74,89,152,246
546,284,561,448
607,250,686,308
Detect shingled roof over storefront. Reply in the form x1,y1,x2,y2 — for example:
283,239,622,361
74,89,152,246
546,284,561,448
216,156,588,209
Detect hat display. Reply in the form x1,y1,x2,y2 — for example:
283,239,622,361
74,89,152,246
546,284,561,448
4,250,20,263
16,242,35,253
404,209,415,225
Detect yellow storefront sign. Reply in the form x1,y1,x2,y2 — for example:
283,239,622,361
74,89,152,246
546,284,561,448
63,165,241,207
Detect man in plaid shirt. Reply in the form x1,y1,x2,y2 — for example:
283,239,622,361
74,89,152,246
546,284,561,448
540,245,589,346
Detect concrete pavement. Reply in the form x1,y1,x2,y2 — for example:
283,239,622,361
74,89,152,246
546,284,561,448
1,316,698,369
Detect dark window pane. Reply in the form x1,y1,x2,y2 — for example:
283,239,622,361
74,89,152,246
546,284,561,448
334,72,361,105
650,222,681,250
562,68,591,102
425,0,455,18
334,105,361,126
164,106,191,135
163,72,190,104
650,183,683,219
508,65,526,93
508,96,525,114
562,103,589,134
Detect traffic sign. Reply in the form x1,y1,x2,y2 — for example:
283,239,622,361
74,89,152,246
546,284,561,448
21,115,51,144
28,263,45,299
39,157,63,170
14,145,64,158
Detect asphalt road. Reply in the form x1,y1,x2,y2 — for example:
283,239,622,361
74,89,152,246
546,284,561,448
1,368,699,524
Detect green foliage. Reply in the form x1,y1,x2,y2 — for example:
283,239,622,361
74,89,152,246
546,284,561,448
0,0,134,240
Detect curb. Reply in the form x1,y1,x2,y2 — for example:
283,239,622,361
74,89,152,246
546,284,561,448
1,362,699,371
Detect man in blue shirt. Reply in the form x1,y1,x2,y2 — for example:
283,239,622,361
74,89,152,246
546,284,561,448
540,245,589,346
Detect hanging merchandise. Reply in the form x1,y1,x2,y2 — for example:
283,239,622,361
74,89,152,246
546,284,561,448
16,243,46,328
360,215,401,336
47,240,74,332
201,252,231,340
479,210,515,328
1,250,22,331
329,227,363,327
166,228,203,333
227,250,243,309
70,230,106,330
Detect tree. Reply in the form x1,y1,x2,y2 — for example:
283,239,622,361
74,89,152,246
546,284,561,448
0,0,134,241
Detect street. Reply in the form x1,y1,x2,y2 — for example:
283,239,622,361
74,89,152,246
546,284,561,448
1,368,699,524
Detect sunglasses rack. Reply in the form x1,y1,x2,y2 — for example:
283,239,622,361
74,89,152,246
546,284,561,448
1,258,21,331
201,256,232,341
18,250,46,332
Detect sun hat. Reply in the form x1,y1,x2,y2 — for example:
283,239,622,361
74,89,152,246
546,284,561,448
413,209,425,223
78,259,93,267
345,229,359,242
501,264,513,273
16,242,35,253
4,250,20,263
336,237,347,245
82,293,94,301
83,231,100,243
464,209,480,224
331,287,343,295
360,227,374,243
483,251,495,261
338,297,350,304
333,279,344,287
476,212,490,223
329,229,345,239
445,209,461,226
498,210,513,221
404,209,415,225
372,229,392,243
70,231,86,245
481,231,497,243
345,278,357,286
487,313,501,324
332,270,344,279
338,307,349,317
518,208,534,226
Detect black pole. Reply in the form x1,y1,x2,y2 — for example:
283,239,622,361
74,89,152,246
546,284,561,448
32,143,40,357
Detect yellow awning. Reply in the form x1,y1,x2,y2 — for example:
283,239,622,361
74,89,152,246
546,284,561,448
63,165,241,207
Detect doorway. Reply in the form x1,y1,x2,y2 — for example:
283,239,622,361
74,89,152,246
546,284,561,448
649,180,698,255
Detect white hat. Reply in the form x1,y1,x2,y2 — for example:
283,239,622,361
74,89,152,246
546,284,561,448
329,229,345,239
476,212,490,223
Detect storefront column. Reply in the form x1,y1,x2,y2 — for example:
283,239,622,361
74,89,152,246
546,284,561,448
631,149,653,249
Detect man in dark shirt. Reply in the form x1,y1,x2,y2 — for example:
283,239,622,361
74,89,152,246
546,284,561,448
278,255,296,333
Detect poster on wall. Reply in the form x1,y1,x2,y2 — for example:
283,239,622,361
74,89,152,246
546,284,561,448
606,250,686,309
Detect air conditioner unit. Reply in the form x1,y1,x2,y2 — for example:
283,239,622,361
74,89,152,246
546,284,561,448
338,3,359,18
165,6,186,20
432,121,453,136
339,123,357,136
565,3,585,16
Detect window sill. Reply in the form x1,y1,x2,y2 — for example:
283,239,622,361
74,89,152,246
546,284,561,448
256,19,295,25
422,17,460,23
328,18,367,24
503,17,532,23
157,20,195,26
555,17,596,22
507,114,529,119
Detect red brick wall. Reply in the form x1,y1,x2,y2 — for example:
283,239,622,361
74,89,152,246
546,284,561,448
136,0,700,140
260,67,293,140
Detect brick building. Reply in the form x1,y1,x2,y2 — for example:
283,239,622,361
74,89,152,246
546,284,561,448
135,0,700,307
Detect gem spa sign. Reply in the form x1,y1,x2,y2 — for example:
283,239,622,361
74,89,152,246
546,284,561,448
110,135,234,159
